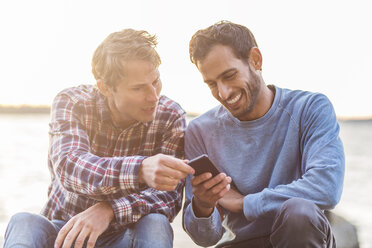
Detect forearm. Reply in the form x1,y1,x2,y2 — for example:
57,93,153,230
51,147,146,200
192,196,215,217
182,174,224,246
218,187,244,213
243,160,344,221
183,198,223,247
109,181,184,226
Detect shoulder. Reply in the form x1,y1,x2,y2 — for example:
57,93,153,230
54,84,99,104
51,85,104,121
277,87,334,121
152,95,186,129
279,87,331,109
157,95,186,118
277,87,337,133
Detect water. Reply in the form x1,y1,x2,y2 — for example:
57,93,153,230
0,114,371,247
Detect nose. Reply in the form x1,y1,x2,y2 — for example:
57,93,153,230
217,83,232,100
146,85,159,102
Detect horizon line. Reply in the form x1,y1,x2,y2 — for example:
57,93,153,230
0,104,371,121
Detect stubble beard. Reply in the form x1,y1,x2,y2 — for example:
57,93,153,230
234,66,262,120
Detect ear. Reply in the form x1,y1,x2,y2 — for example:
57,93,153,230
248,47,262,71
96,80,112,97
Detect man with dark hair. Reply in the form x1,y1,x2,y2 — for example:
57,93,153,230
4,28,194,248
183,21,344,247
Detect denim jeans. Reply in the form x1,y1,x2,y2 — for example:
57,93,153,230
4,212,173,248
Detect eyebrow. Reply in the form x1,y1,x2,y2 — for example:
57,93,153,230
204,68,236,83
128,76,160,88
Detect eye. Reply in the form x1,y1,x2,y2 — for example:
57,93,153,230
224,72,236,80
206,82,217,88
153,79,160,87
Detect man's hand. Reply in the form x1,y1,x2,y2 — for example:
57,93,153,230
54,202,114,248
218,187,244,213
139,154,194,191
191,172,231,217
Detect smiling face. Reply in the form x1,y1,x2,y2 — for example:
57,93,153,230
98,60,162,129
197,44,271,121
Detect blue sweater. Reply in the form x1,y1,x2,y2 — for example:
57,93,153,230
183,86,345,247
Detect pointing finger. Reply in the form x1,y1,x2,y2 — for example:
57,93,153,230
163,156,195,174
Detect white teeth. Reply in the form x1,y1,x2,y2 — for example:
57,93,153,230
226,93,241,104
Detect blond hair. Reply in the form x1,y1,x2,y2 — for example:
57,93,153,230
92,29,161,89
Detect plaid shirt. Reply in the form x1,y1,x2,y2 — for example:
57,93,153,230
41,85,186,230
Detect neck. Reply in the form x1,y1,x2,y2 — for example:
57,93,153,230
240,82,275,121
108,99,135,129
262,84,275,109
257,84,275,117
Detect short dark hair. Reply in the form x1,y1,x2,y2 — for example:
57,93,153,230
189,20,258,65
92,29,161,90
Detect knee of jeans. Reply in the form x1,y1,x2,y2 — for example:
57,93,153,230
8,212,57,234
280,198,319,224
9,212,46,227
142,213,169,225
5,212,58,247
137,213,170,229
133,213,173,247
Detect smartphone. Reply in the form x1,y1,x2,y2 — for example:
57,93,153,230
188,154,220,177
188,154,239,190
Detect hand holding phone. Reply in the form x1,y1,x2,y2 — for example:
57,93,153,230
188,154,239,190
187,154,231,217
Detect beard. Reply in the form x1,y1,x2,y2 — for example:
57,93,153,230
233,65,262,120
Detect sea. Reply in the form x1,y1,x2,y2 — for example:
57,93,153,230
0,113,371,248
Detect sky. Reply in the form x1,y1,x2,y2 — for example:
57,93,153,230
1,0,372,118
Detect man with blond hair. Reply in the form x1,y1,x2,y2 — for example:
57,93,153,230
4,28,194,248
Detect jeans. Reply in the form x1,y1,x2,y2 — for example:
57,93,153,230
4,213,173,248
221,198,335,248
